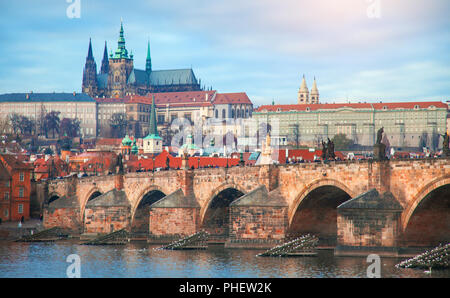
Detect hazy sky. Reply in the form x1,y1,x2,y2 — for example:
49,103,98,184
0,0,449,106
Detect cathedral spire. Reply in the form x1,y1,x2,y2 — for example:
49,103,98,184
82,38,98,97
114,20,129,59
87,38,94,60
100,41,110,74
149,95,158,136
146,40,152,73
310,76,319,104
297,74,310,104
299,74,308,92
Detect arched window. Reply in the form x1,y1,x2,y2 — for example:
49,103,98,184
215,110,218,118
222,109,226,119
231,109,235,119
237,109,240,118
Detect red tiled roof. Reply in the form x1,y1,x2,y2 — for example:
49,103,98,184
96,138,123,146
94,98,128,103
256,101,447,112
126,151,239,171
274,149,345,163
371,101,448,110
0,154,34,171
124,91,216,107
213,93,252,105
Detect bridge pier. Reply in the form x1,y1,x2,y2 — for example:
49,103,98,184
44,195,81,234
335,188,404,256
148,189,201,243
83,189,131,235
226,186,288,248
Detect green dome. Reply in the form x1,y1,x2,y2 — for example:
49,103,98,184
131,140,139,154
122,135,132,146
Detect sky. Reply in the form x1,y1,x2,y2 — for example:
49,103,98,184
0,0,449,107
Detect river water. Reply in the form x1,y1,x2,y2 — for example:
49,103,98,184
0,241,448,278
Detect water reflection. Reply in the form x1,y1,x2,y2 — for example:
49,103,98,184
0,241,448,278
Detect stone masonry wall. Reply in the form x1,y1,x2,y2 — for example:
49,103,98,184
44,207,80,233
149,208,200,237
337,210,401,247
84,206,131,234
229,206,288,241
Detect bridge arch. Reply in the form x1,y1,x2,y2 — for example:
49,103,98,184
288,178,354,246
200,183,247,226
47,192,63,205
79,187,103,223
401,175,450,246
402,175,450,231
200,183,246,237
130,185,167,235
288,178,355,225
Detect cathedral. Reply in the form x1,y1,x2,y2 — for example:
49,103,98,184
82,22,202,98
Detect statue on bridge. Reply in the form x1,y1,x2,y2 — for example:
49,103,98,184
116,153,124,174
327,138,335,160
442,132,450,157
374,127,387,160
376,127,384,145
321,140,328,160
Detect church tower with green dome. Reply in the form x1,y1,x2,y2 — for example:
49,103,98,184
143,95,162,154
121,134,133,155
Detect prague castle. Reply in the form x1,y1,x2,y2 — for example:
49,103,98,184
82,22,202,98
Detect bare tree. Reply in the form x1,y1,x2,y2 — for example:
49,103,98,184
109,112,128,138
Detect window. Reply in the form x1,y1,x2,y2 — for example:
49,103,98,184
20,172,24,182
215,110,218,118
19,187,24,198
4,192,9,200
4,209,8,217
222,110,226,119
18,204,23,214
157,115,165,124
5,181,9,187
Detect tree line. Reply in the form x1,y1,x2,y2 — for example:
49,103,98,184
5,111,81,139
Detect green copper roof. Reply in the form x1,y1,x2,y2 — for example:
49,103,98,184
122,135,132,146
114,21,131,59
148,95,158,136
143,95,160,140
131,140,139,154
146,41,152,72
143,134,162,140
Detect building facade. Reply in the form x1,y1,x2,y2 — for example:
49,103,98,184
0,93,97,137
82,22,202,98
95,91,253,142
0,154,33,222
253,102,448,150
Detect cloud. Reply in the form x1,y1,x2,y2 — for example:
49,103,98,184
0,0,448,105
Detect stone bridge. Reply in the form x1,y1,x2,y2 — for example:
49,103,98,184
42,158,450,253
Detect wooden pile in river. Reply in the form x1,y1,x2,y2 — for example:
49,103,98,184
161,231,209,250
396,243,449,269
15,227,69,242
82,229,129,245
257,234,319,257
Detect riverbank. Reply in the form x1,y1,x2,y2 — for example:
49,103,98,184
0,219,44,240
